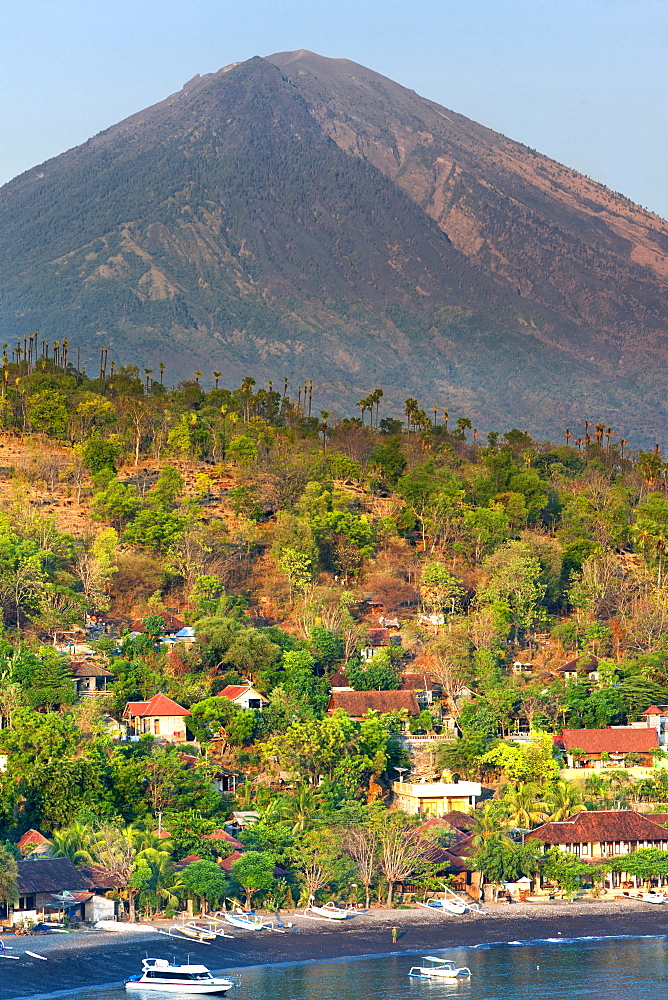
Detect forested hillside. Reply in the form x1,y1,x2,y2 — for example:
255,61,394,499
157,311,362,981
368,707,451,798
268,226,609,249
2,356,668,911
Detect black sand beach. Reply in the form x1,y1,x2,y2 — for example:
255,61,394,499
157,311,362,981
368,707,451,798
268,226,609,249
3,901,668,1000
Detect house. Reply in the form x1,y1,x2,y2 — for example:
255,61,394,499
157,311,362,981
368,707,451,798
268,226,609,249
329,670,353,693
360,628,394,662
393,778,481,818
123,692,191,743
69,660,114,696
640,705,668,747
227,810,260,832
399,672,441,710
525,810,668,888
560,727,660,769
130,612,186,637
327,689,421,720
2,857,95,924
216,683,266,710
559,653,600,682
17,829,51,857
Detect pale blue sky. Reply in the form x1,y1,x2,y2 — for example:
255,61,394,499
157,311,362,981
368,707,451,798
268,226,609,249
2,0,667,218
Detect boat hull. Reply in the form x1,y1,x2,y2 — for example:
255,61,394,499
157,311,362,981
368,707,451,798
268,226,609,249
126,980,232,994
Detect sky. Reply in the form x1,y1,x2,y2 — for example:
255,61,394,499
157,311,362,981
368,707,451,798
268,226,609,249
1,0,667,219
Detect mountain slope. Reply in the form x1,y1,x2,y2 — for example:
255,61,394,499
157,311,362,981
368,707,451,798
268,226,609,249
0,51,667,440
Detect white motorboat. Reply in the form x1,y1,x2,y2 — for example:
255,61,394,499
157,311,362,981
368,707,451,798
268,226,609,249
409,956,472,980
126,957,233,994
304,899,357,920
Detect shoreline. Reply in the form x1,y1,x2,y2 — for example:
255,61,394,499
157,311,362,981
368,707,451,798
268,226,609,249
4,900,668,1000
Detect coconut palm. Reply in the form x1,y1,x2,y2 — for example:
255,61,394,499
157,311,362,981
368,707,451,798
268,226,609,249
470,801,510,849
502,782,548,828
51,822,97,864
545,780,582,821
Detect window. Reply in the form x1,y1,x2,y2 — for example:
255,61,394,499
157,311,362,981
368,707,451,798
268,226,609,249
154,718,160,735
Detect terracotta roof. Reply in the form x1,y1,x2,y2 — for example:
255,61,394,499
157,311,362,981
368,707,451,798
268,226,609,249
219,850,244,872
173,854,203,869
415,812,475,838
562,727,659,753
152,828,172,840
328,690,421,717
642,706,667,715
526,810,668,845
17,858,93,895
124,692,191,717
17,829,51,849
217,685,252,700
558,653,599,674
203,829,244,850
648,814,668,825
130,613,185,634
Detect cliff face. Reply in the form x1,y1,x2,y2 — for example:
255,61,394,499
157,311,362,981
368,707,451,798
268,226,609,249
1,50,666,441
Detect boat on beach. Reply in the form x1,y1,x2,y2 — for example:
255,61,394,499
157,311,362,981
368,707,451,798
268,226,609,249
304,898,358,920
125,957,233,994
162,921,216,942
215,905,266,931
409,956,472,980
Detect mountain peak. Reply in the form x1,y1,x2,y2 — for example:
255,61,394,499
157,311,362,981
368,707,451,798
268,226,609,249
1,51,667,442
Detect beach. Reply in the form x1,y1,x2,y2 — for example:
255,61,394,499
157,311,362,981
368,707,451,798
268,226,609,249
3,899,668,1000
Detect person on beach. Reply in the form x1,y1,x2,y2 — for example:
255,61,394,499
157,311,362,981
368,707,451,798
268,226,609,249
392,926,398,944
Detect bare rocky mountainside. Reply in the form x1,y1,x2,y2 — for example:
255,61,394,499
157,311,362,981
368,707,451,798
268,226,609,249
1,50,667,440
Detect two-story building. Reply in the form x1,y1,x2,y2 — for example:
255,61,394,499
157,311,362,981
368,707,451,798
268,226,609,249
123,693,191,742
393,778,481,818
525,809,668,888
560,727,662,780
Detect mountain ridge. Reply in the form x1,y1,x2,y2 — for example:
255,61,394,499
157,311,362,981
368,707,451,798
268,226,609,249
1,50,666,442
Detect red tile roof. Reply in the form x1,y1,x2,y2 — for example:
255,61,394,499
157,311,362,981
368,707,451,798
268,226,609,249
17,829,51,849
217,685,252,700
526,810,668,845
327,690,420,717
219,850,244,872
642,706,667,715
124,693,191,717
562,727,658,753
329,670,351,687
203,829,244,850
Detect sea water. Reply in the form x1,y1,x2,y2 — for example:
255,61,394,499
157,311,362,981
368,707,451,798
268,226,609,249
9,935,668,1000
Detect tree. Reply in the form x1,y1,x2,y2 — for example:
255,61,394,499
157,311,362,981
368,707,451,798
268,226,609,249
420,562,464,614
473,837,543,885
478,540,545,641
541,847,590,899
230,851,275,909
501,782,548,828
180,858,227,914
292,828,346,903
545,780,582,821
344,825,377,909
0,845,18,909
378,822,431,906
482,732,561,784
91,825,140,921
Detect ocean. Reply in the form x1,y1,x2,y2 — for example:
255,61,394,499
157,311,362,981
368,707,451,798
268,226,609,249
11,934,668,1000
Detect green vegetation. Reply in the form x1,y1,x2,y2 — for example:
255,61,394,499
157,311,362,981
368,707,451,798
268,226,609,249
1,362,668,917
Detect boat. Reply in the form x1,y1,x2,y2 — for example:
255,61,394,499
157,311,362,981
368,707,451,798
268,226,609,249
215,907,266,931
304,898,357,920
409,956,472,980
126,957,233,994
622,890,667,905
418,897,469,916
164,922,216,942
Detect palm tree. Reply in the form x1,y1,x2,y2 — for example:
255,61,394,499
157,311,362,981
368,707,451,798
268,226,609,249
158,362,165,385
320,410,329,458
51,822,98,863
443,408,449,433
213,371,222,389
404,397,418,433
194,370,202,385
545,780,581,821
470,801,510,849
502,782,548,828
